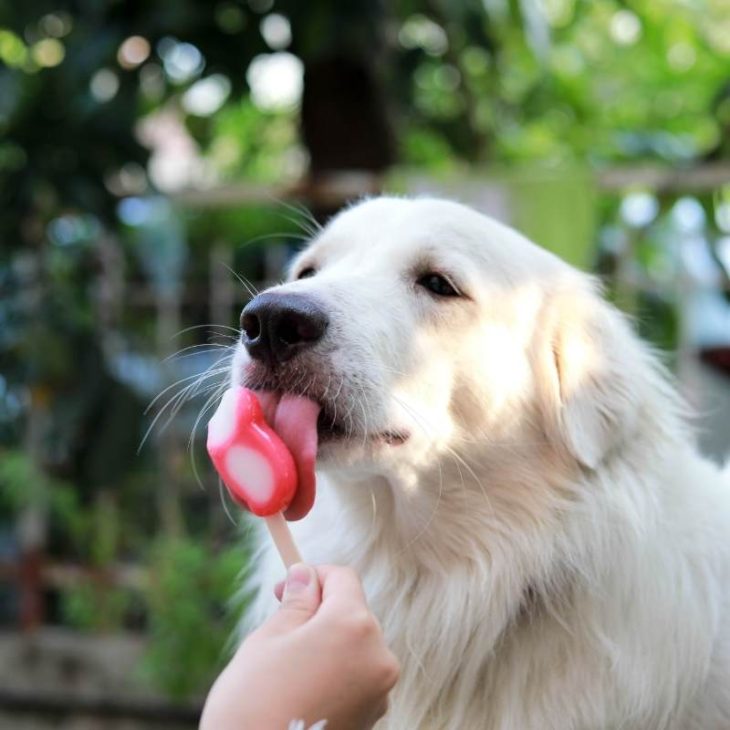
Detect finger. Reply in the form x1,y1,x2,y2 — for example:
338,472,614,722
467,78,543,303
273,580,284,602
259,564,322,634
315,565,368,611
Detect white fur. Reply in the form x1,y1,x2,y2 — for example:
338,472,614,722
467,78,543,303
234,198,730,729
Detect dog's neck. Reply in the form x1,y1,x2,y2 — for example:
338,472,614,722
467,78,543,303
312,460,585,724
320,450,574,580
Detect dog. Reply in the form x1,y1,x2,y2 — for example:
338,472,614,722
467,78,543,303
231,197,730,729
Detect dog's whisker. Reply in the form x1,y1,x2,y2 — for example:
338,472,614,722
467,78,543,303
139,372,223,451
171,322,241,339
188,383,229,494
388,393,442,447
279,212,319,240
188,395,224,488
140,350,233,452
160,367,230,436
237,230,313,250
377,363,409,379
286,199,322,233
219,260,260,300
331,377,346,429
273,199,322,239
355,387,372,450
144,369,222,416
188,378,230,454
444,446,496,518
163,342,231,364
369,490,378,536
217,476,238,526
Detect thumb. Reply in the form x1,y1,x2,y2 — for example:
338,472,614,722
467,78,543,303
264,563,321,633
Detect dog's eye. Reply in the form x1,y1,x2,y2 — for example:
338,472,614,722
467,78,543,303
417,273,460,298
297,267,316,280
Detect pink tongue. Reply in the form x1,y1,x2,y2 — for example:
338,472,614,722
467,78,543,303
256,392,320,521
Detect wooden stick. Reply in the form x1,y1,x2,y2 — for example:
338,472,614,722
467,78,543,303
264,513,302,568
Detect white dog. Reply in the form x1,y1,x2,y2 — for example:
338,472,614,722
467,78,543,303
232,197,730,729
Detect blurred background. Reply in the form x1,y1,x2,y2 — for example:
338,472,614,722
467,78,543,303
1,0,729,726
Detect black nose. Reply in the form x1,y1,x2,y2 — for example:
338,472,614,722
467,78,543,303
240,292,329,365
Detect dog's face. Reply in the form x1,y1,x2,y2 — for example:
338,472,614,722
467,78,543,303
232,197,640,496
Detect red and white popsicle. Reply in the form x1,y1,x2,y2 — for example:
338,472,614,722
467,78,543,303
206,386,320,567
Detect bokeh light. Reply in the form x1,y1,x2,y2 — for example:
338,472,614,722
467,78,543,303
620,193,659,228
260,13,291,50
609,10,641,46
399,15,448,56
182,74,232,116
31,38,64,67
90,68,120,101
158,37,205,83
118,36,151,70
38,12,72,39
0,30,28,67
246,52,303,110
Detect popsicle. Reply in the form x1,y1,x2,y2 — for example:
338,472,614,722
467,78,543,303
206,386,319,567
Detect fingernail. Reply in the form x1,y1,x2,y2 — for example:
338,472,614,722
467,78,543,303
284,563,312,596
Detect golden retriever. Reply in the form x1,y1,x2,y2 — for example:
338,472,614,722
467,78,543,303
233,197,730,729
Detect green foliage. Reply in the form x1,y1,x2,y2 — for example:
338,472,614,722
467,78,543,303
140,535,251,699
0,448,140,632
0,0,727,703
0,448,86,547
206,99,300,183
1,0,726,259
61,581,135,633
401,127,460,172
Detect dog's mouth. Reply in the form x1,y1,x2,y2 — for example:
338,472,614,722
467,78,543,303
242,363,409,447
239,386,408,520
257,391,409,446
316,406,409,445
316,406,348,442
242,384,407,521
235,359,410,516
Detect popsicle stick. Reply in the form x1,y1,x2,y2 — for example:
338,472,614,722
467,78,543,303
264,512,302,568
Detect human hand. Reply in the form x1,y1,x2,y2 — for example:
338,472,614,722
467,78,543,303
199,564,400,730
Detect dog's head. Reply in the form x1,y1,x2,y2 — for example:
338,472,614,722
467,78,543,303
231,197,646,516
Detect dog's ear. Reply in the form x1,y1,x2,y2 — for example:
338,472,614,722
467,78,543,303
534,282,640,469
